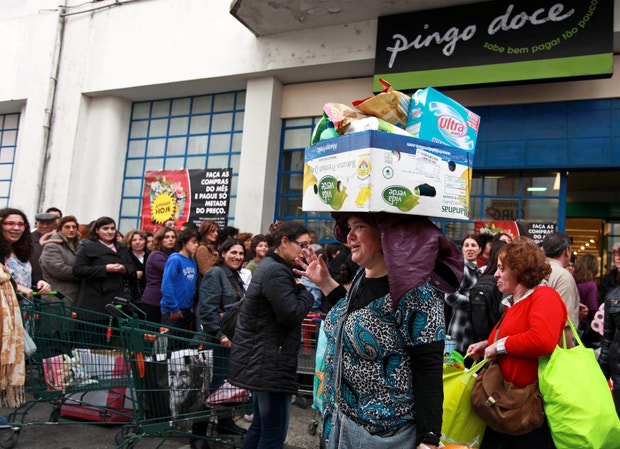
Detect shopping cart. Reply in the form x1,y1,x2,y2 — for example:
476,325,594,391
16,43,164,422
297,313,322,397
106,305,252,449
2,294,136,449
296,313,325,439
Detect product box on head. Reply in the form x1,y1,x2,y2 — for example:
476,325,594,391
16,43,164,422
303,84,479,220
302,130,473,220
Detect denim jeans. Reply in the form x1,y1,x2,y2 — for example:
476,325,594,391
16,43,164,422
161,310,194,331
326,409,416,449
161,310,195,348
242,391,292,449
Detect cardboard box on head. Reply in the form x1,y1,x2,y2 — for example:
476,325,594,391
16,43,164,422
302,131,473,220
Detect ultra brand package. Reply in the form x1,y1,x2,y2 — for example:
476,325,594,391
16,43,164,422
406,87,480,151
303,130,472,220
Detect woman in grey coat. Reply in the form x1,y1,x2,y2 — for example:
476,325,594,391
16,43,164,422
39,215,81,302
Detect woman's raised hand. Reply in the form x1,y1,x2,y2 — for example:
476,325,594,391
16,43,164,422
294,247,339,295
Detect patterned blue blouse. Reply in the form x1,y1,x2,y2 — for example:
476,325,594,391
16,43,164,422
322,280,445,440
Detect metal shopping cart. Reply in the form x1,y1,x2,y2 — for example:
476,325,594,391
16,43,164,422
1,294,135,449
107,304,252,449
297,313,322,397
296,313,323,438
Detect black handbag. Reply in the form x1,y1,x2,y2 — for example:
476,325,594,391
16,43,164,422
219,272,245,340
219,296,244,340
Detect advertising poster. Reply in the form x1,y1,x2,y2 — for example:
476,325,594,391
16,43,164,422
475,220,521,240
516,222,556,245
474,220,556,245
188,168,232,229
140,169,231,233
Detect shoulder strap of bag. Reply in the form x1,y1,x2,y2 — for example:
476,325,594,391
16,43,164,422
564,318,581,348
227,271,244,300
493,313,504,342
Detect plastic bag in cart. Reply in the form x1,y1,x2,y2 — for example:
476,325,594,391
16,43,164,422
167,349,213,419
205,380,249,406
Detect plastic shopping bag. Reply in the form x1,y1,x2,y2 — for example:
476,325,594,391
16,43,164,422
441,358,487,448
538,320,620,449
312,320,327,413
23,329,36,358
205,380,249,406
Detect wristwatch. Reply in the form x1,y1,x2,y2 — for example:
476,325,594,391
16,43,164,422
418,431,440,446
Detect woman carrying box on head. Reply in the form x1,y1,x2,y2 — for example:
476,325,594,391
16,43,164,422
296,212,463,449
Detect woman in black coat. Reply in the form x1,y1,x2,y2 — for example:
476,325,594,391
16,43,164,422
73,217,136,319
228,221,314,449
122,228,150,304
599,242,620,418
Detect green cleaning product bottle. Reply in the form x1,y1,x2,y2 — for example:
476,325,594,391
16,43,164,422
319,121,339,141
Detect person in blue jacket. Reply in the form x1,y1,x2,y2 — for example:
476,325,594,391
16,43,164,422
160,227,199,332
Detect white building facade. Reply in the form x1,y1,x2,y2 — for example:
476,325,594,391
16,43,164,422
2,0,620,249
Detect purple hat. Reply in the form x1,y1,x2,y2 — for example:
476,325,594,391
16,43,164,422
332,212,463,308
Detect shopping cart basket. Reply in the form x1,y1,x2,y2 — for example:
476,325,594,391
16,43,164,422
2,295,136,449
297,313,322,397
105,309,252,449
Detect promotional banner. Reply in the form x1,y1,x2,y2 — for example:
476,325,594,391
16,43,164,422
475,220,556,245
140,169,231,233
374,0,613,91
517,222,557,244
475,221,521,241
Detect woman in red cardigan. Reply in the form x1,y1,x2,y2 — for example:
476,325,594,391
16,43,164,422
468,237,567,449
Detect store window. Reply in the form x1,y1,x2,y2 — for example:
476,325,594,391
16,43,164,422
438,170,561,241
119,91,245,232
276,118,562,243
0,113,19,208
473,171,560,221
276,117,336,241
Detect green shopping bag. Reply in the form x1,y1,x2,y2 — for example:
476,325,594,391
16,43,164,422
538,320,620,449
441,358,487,448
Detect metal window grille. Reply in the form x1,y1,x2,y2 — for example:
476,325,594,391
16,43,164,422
0,113,19,207
119,91,245,232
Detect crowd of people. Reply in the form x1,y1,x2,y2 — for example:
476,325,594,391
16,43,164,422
447,228,620,444
0,206,360,448
2,204,620,449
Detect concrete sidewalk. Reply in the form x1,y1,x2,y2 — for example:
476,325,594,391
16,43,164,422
0,394,320,449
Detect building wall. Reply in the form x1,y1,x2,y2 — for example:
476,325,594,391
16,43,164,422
0,0,377,226
1,0,620,231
